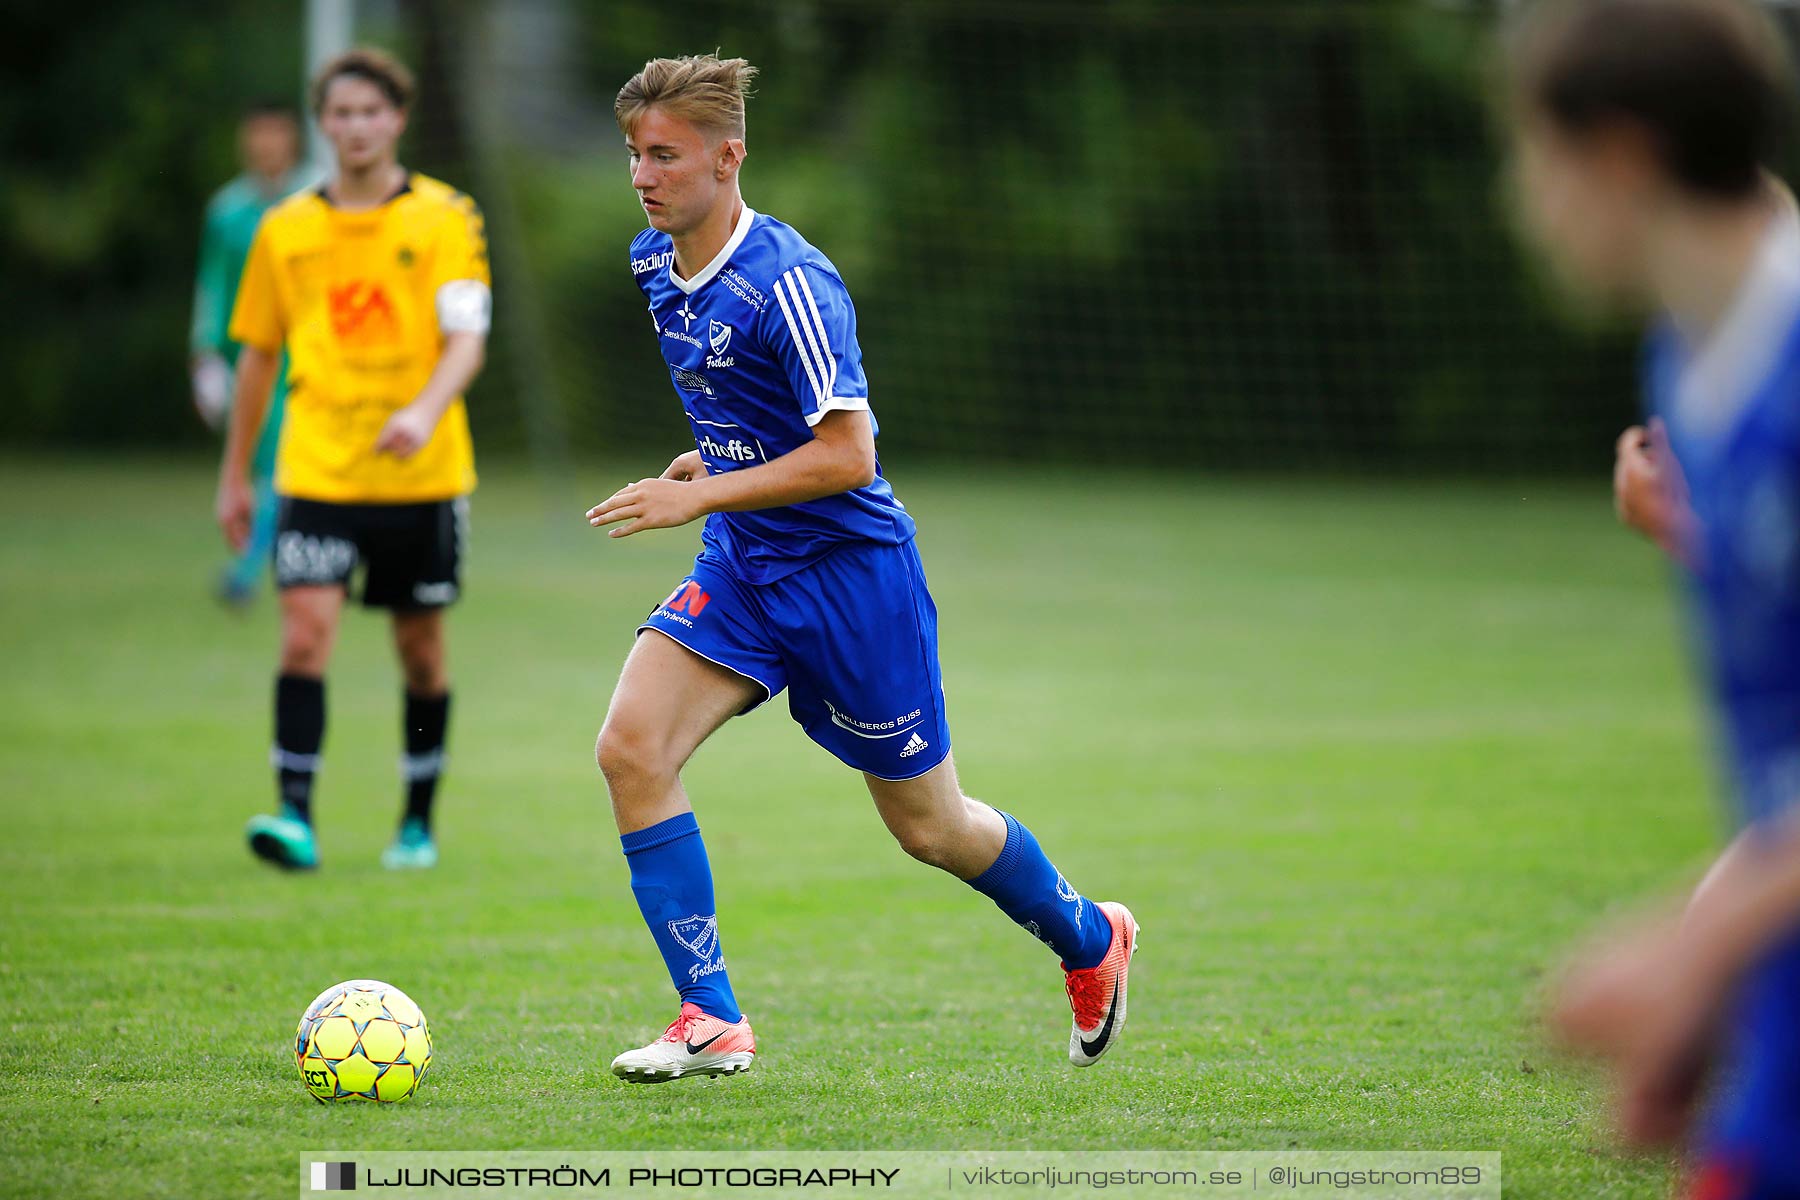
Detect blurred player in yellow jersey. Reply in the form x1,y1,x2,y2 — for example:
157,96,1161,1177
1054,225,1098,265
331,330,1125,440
215,47,490,871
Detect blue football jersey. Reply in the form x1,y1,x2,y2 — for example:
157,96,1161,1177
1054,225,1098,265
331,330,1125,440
1650,210,1800,829
1650,208,1800,1182
630,206,915,584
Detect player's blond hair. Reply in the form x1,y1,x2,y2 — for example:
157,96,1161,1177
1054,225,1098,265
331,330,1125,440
615,54,758,140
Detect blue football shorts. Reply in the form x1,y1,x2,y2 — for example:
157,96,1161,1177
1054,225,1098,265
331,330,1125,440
638,538,952,781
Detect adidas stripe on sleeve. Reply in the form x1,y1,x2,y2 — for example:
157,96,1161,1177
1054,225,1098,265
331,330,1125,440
766,264,870,426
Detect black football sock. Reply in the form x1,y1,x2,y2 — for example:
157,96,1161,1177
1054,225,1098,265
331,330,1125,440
402,690,450,833
274,674,325,824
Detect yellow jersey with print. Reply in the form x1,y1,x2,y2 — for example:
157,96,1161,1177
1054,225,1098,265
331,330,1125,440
229,172,486,503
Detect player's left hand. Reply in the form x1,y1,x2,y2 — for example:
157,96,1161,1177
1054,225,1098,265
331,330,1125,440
374,403,440,459
1549,907,1727,1147
586,478,703,538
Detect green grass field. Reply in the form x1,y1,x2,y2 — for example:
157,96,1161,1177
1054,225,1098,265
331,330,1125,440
0,457,1720,1198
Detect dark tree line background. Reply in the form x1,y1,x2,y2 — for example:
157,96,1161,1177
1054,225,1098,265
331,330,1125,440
8,0,1763,472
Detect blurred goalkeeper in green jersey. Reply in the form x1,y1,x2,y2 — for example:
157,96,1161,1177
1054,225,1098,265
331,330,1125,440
190,100,307,606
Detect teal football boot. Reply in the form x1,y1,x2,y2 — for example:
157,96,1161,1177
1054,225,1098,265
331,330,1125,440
381,817,438,870
246,808,320,870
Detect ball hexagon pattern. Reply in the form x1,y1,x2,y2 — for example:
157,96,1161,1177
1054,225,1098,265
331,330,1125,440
293,979,432,1103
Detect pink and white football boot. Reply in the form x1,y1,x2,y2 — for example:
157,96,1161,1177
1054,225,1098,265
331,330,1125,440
610,1002,756,1083
1063,901,1140,1067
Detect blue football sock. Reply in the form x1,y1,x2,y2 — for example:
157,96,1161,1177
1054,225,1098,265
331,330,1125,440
620,811,742,1022
967,811,1114,970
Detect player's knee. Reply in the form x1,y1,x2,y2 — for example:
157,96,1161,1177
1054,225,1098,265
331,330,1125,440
279,614,332,672
595,721,674,794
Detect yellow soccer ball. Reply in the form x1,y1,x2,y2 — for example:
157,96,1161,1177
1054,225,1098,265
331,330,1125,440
294,979,432,1103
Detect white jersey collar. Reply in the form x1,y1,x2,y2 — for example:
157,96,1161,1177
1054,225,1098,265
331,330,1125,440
670,204,756,296
1675,203,1800,437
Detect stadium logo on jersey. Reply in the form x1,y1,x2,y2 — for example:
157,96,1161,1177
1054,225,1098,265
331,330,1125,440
668,914,719,961
326,280,400,346
631,248,674,275
670,365,713,394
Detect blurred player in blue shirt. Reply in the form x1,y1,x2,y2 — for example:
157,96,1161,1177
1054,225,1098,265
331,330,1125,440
1509,1,1800,1193
584,55,1138,1083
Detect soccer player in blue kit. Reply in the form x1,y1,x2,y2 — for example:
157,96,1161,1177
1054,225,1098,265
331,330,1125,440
1509,1,1800,1193
585,55,1139,1082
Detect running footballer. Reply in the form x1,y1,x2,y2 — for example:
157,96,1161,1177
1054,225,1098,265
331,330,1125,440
1508,1,1800,1192
586,55,1138,1082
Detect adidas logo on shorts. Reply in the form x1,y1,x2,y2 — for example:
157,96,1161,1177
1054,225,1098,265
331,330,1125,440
899,732,930,759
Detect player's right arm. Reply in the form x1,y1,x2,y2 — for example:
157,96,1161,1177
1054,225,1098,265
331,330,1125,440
215,219,285,550
216,348,279,550
587,261,876,538
666,260,878,507
590,411,875,537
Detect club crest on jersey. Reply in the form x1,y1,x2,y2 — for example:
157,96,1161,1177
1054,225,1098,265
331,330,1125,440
668,914,719,961
705,320,736,368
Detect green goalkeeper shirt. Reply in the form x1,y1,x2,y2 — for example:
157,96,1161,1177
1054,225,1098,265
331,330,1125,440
191,170,307,477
